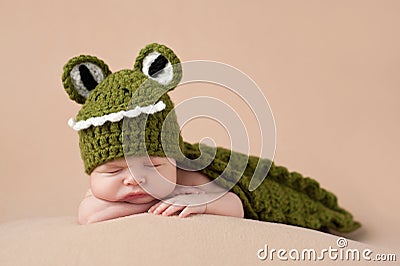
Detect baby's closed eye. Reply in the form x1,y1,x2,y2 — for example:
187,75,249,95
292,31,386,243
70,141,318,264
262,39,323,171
106,169,123,174
144,163,162,168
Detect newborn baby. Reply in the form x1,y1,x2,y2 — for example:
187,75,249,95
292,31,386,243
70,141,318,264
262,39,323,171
64,43,360,232
78,156,244,224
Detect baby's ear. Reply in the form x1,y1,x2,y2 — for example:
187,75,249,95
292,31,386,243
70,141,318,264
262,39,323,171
133,43,182,91
62,55,111,104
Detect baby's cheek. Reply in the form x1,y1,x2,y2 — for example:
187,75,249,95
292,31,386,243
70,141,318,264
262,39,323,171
142,168,177,198
91,180,118,201
143,182,176,199
163,183,177,196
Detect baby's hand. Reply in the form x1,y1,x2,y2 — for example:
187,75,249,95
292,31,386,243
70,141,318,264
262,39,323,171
148,194,207,218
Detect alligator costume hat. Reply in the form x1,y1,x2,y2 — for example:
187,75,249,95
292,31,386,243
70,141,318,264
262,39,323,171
62,43,360,233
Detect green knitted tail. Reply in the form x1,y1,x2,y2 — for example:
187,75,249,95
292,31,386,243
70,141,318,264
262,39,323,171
180,142,361,233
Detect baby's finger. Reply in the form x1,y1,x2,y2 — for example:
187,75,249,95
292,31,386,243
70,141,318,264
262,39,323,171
178,206,194,218
161,204,185,216
179,204,207,218
148,202,162,213
152,202,172,214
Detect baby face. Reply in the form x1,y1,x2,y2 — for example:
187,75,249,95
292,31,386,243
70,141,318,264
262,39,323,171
90,156,177,204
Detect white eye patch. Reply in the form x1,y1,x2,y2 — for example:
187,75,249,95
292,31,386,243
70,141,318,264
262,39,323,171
142,51,173,85
70,62,105,98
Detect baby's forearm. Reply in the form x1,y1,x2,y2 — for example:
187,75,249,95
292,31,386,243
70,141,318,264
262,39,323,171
78,196,157,224
204,192,244,218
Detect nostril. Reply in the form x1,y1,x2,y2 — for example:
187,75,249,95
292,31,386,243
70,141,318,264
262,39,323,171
123,176,135,185
123,175,146,186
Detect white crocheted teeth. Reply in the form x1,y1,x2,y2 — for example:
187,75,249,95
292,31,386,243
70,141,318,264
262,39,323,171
68,101,166,131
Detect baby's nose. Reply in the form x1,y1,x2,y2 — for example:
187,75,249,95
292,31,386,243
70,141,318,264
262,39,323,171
123,174,145,186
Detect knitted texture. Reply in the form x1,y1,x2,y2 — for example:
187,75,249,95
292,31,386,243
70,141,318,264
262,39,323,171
62,43,360,232
62,55,112,104
179,142,361,233
62,43,183,174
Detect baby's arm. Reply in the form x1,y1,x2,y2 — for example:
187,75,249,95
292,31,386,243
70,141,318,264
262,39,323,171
203,191,244,218
149,170,244,218
148,191,244,218
78,189,158,224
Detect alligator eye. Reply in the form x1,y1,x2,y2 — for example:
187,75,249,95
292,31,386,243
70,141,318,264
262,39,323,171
70,62,105,98
142,52,173,85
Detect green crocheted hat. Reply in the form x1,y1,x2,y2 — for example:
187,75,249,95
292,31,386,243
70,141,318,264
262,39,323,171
62,43,184,174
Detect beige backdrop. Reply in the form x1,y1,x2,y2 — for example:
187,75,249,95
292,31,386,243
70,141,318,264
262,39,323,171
0,0,399,250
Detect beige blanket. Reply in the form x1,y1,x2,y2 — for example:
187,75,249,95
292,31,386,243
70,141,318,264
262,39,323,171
0,214,394,266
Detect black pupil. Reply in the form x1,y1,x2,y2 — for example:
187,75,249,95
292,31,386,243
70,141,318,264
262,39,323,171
148,55,168,77
79,65,98,91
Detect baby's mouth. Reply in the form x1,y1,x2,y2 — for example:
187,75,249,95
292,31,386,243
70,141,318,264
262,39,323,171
121,192,149,202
